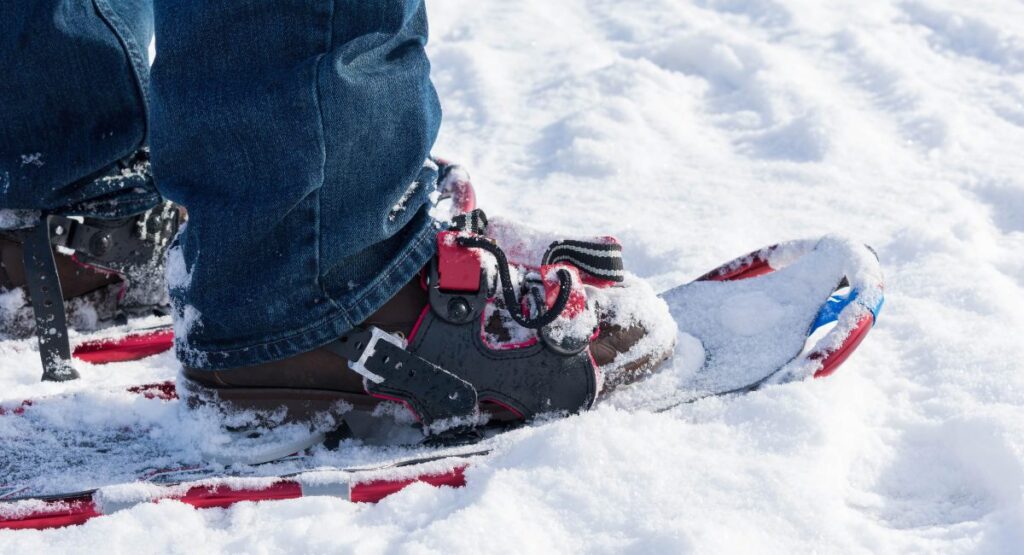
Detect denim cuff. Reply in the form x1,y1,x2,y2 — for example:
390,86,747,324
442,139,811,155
57,180,163,220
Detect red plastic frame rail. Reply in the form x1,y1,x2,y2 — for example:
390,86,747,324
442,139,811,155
810,315,874,379
0,468,468,531
697,249,777,282
73,328,175,365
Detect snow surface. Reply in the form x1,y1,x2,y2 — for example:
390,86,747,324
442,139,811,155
4,0,1024,551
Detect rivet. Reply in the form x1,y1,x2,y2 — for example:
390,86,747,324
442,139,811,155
447,297,471,321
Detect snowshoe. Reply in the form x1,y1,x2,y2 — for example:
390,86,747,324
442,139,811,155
0,162,885,530
181,163,884,447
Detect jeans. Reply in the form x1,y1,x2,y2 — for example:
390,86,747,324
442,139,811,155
0,1,442,369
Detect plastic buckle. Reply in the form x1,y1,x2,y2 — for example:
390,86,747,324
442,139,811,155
347,326,408,384
427,256,489,325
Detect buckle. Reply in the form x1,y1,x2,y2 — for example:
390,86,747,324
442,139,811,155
347,326,408,384
44,215,81,256
427,256,489,325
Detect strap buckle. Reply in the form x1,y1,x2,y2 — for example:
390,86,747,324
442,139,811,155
346,326,407,384
45,215,82,255
328,326,480,432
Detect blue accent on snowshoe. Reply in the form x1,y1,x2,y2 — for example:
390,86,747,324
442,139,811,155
810,289,885,335
810,289,859,333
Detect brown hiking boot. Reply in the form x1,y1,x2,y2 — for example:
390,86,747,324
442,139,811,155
182,207,676,437
183,277,671,421
182,279,430,419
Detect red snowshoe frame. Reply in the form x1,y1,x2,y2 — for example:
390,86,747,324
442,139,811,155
73,327,175,364
0,456,476,531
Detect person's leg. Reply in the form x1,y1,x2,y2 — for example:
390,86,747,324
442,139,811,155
151,0,441,369
0,0,159,220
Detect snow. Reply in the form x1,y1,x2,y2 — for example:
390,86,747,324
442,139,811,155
3,0,1024,551
167,239,207,367
0,209,39,230
718,290,787,335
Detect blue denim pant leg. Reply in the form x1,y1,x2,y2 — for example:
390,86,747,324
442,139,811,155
150,0,441,369
0,0,161,221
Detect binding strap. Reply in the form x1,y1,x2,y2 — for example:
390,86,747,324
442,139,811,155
324,327,479,433
542,239,624,283
20,219,78,382
451,208,623,284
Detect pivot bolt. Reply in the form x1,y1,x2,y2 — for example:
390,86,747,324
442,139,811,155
447,297,471,321
90,233,111,256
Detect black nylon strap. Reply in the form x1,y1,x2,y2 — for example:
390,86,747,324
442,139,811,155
20,220,79,382
323,327,479,431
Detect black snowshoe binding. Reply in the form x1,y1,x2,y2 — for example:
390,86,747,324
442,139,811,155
181,168,676,452
339,213,636,441
0,152,182,381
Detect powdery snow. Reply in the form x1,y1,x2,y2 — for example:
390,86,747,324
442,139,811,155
3,0,1024,551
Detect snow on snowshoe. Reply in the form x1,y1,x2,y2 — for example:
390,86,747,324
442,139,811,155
684,237,883,382
605,237,885,412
